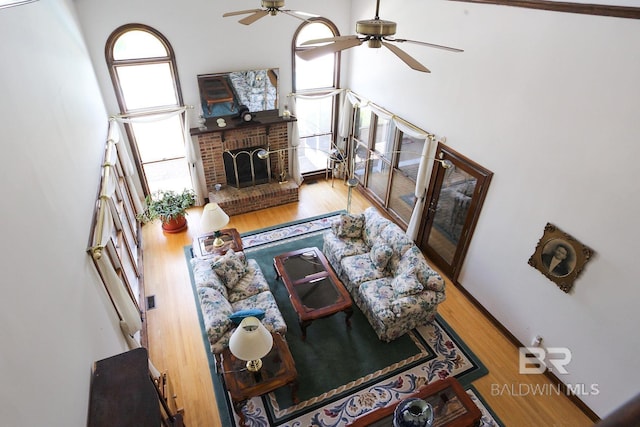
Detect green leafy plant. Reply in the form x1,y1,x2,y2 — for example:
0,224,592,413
137,189,197,224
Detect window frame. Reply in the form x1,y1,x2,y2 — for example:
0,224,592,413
351,106,425,226
106,23,184,114
105,24,186,195
292,18,342,177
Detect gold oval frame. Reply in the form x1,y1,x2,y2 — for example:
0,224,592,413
528,223,594,293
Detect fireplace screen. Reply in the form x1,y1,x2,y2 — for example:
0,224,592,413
223,147,269,188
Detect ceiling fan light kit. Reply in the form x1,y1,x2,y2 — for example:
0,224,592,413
356,19,396,38
264,0,284,9
263,0,283,15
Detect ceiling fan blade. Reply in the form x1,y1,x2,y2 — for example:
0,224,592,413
222,9,262,17
301,35,360,46
386,37,464,53
298,38,364,61
381,41,430,73
280,10,317,22
238,10,270,25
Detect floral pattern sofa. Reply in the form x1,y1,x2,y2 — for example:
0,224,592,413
190,249,287,354
323,207,446,342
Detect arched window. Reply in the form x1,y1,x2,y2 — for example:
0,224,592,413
106,24,191,195
292,18,340,175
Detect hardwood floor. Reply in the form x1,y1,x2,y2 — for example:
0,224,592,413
141,179,594,427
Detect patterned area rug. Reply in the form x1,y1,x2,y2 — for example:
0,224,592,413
186,212,503,426
241,212,344,249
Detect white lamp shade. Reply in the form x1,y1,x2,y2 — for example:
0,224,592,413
228,317,273,362
200,202,229,233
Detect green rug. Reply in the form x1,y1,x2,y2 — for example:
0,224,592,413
186,212,500,426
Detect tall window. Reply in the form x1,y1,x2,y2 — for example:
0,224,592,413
106,24,191,195
293,19,340,175
352,107,427,226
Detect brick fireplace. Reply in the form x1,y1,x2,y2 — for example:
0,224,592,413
191,111,299,216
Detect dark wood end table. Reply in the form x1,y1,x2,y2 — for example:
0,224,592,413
347,377,482,427
192,228,243,258
219,333,298,427
273,247,353,341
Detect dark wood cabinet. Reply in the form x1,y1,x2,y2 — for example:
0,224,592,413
88,348,184,427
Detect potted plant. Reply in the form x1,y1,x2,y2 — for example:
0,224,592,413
137,189,197,233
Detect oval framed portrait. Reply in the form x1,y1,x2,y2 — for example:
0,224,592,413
528,223,593,293
541,238,576,277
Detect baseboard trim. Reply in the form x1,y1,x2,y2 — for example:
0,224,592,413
452,279,601,423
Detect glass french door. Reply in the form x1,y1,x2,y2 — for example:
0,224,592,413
417,143,493,282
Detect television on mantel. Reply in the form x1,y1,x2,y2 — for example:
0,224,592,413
197,68,279,119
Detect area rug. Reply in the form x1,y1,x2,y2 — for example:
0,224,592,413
186,212,502,426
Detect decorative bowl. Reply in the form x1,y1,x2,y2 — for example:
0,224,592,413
393,398,434,427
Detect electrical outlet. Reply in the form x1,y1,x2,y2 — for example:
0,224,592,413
531,335,543,347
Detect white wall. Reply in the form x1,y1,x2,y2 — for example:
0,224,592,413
0,0,129,425
346,0,640,418
73,0,352,123
70,0,639,419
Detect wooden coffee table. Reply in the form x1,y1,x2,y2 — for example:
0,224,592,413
347,377,482,427
192,228,243,258
218,332,298,427
273,247,353,341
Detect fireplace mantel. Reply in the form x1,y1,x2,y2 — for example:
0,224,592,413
190,110,296,138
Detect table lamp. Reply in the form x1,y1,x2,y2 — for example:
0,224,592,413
228,316,273,372
200,202,230,247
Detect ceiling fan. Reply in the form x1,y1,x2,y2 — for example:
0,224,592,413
223,0,317,26
297,0,463,73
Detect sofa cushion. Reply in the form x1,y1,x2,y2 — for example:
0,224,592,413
211,249,248,289
228,308,266,325
362,207,391,247
324,231,369,260
370,240,393,271
392,268,424,297
336,213,365,238
226,259,271,303
341,253,387,288
390,292,443,317
380,223,415,272
231,290,287,336
397,246,445,292
356,278,397,320
420,269,446,292
190,257,228,300
197,287,233,344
